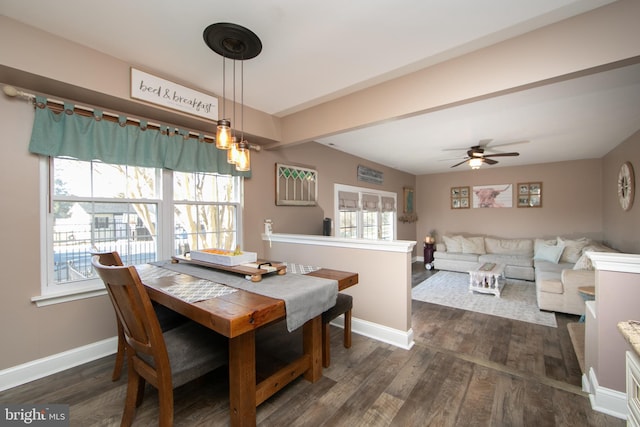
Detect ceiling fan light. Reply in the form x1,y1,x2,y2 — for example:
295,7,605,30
469,158,483,169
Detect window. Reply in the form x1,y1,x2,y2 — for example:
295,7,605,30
334,184,396,240
173,171,241,254
40,156,242,301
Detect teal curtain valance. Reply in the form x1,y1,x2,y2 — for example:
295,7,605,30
28,96,250,177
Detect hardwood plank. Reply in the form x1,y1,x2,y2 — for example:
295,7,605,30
454,365,498,426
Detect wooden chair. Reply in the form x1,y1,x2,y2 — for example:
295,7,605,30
93,251,187,381
92,255,228,427
321,293,353,368
91,251,127,381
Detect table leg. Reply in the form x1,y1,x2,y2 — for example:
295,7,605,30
229,331,256,427
302,315,322,382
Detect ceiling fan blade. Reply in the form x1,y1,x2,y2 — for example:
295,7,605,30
483,158,498,165
442,147,473,152
450,159,469,168
483,152,520,158
486,140,529,150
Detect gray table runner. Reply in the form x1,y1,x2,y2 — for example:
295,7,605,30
149,260,338,331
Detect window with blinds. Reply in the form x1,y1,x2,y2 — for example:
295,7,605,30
334,184,397,240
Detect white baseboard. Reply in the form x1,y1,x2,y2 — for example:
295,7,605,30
330,316,414,350
583,368,628,420
0,337,117,392
2,317,414,392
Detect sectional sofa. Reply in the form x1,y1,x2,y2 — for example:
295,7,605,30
432,235,617,316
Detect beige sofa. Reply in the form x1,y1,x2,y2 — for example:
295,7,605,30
433,235,535,281
534,238,617,315
432,235,616,316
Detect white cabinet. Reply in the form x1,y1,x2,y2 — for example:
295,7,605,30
627,351,640,426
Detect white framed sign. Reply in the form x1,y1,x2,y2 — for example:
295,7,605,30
130,68,218,120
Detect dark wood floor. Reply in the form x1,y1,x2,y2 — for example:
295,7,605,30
0,264,625,426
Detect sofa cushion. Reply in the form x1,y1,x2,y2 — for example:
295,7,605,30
536,270,563,294
535,259,574,273
557,237,590,263
561,269,595,288
442,235,463,253
433,251,479,262
461,236,486,254
485,237,533,256
534,238,557,254
479,254,533,268
534,241,565,263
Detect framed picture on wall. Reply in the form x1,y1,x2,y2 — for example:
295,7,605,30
472,184,512,208
403,187,415,214
517,182,543,207
450,186,470,209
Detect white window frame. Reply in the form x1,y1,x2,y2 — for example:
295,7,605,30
33,157,243,307
333,183,397,241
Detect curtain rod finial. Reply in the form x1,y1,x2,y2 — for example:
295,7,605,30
3,85,31,100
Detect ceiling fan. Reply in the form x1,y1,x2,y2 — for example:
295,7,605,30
446,139,527,169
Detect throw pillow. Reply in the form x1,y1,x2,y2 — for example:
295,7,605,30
573,243,618,270
557,237,590,263
573,253,594,270
534,242,565,263
443,235,463,253
461,236,486,254
534,238,557,254
485,237,534,256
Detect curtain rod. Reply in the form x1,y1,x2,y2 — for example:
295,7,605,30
2,84,261,151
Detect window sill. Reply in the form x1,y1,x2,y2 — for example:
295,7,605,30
31,284,107,307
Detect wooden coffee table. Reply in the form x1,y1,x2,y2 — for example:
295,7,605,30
468,262,506,297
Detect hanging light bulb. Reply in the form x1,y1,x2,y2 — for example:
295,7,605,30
227,137,240,164
235,140,250,171
216,119,232,149
215,54,232,150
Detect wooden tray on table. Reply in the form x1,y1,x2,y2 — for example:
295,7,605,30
171,255,287,282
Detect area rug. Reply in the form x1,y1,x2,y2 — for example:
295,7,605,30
412,271,557,328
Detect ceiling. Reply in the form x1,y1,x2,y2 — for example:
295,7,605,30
2,0,639,175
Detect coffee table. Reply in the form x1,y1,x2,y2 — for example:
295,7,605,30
468,262,506,297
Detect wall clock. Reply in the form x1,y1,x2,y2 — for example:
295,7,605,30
617,161,635,211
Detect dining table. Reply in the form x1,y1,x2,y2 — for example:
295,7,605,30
135,258,358,427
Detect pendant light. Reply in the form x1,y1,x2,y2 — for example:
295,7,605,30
215,55,231,149
203,23,261,172
235,59,250,171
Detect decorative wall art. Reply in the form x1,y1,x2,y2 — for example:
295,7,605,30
130,68,218,120
517,182,543,207
472,184,513,208
357,165,383,185
276,163,318,206
450,186,470,209
399,187,418,223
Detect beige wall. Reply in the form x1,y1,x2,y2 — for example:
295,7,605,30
415,159,604,243
602,129,640,254
244,142,416,257
0,93,117,371
262,236,414,334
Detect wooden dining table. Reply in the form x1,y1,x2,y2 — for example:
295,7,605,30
136,261,358,427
